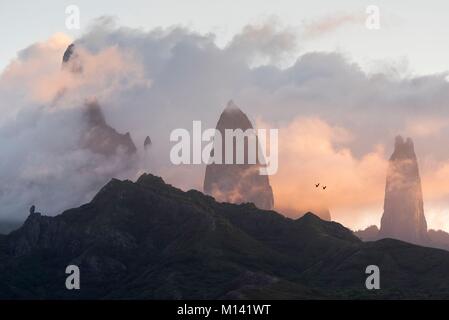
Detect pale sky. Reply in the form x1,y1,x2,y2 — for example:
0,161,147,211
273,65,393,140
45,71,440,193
2,0,449,75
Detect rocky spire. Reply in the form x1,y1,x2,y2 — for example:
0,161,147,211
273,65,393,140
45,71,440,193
81,100,137,156
379,135,428,245
203,100,274,210
62,43,75,64
144,136,152,150
62,43,82,73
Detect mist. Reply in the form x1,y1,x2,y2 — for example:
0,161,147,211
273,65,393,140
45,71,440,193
2,18,449,232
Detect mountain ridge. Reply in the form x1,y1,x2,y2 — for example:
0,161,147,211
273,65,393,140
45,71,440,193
3,173,449,299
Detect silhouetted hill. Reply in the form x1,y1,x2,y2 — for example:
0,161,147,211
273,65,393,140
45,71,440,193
2,173,449,299
356,225,449,252
427,229,449,251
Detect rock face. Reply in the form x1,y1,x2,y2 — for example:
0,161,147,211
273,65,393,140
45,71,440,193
62,43,82,73
144,136,152,150
62,43,75,64
81,100,137,156
379,136,428,245
203,101,274,210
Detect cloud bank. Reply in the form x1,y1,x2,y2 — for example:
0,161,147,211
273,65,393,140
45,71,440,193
2,19,449,231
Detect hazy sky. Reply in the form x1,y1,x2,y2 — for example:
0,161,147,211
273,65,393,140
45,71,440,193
2,1,449,232
2,0,449,75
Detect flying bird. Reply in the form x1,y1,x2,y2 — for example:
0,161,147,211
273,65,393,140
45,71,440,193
322,186,327,190
315,183,320,188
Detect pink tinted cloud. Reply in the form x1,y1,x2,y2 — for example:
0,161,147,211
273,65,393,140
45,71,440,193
261,117,388,225
303,13,363,39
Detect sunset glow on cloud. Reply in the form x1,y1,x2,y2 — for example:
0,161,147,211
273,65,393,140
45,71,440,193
2,17,449,235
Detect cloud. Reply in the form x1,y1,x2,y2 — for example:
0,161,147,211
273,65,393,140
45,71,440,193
2,19,449,232
265,117,387,227
227,20,298,66
302,13,363,39
0,32,147,222
405,117,449,138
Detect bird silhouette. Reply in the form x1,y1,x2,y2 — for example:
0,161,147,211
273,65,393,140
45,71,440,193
322,186,327,190
315,183,320,188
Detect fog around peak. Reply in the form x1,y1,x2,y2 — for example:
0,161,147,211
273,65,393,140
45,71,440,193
2,20,449,231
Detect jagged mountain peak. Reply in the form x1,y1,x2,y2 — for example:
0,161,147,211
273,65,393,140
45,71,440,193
392,135,415,160
81,100,137,156
300,212,322,221
136,173,166,187
216,100,253,131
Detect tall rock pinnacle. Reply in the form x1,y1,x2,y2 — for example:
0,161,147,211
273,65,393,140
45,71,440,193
379,135,428,245
203,101,274,210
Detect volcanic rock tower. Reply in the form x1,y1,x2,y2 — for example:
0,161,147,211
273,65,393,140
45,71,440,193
203,101,274,210
379,136,428,245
